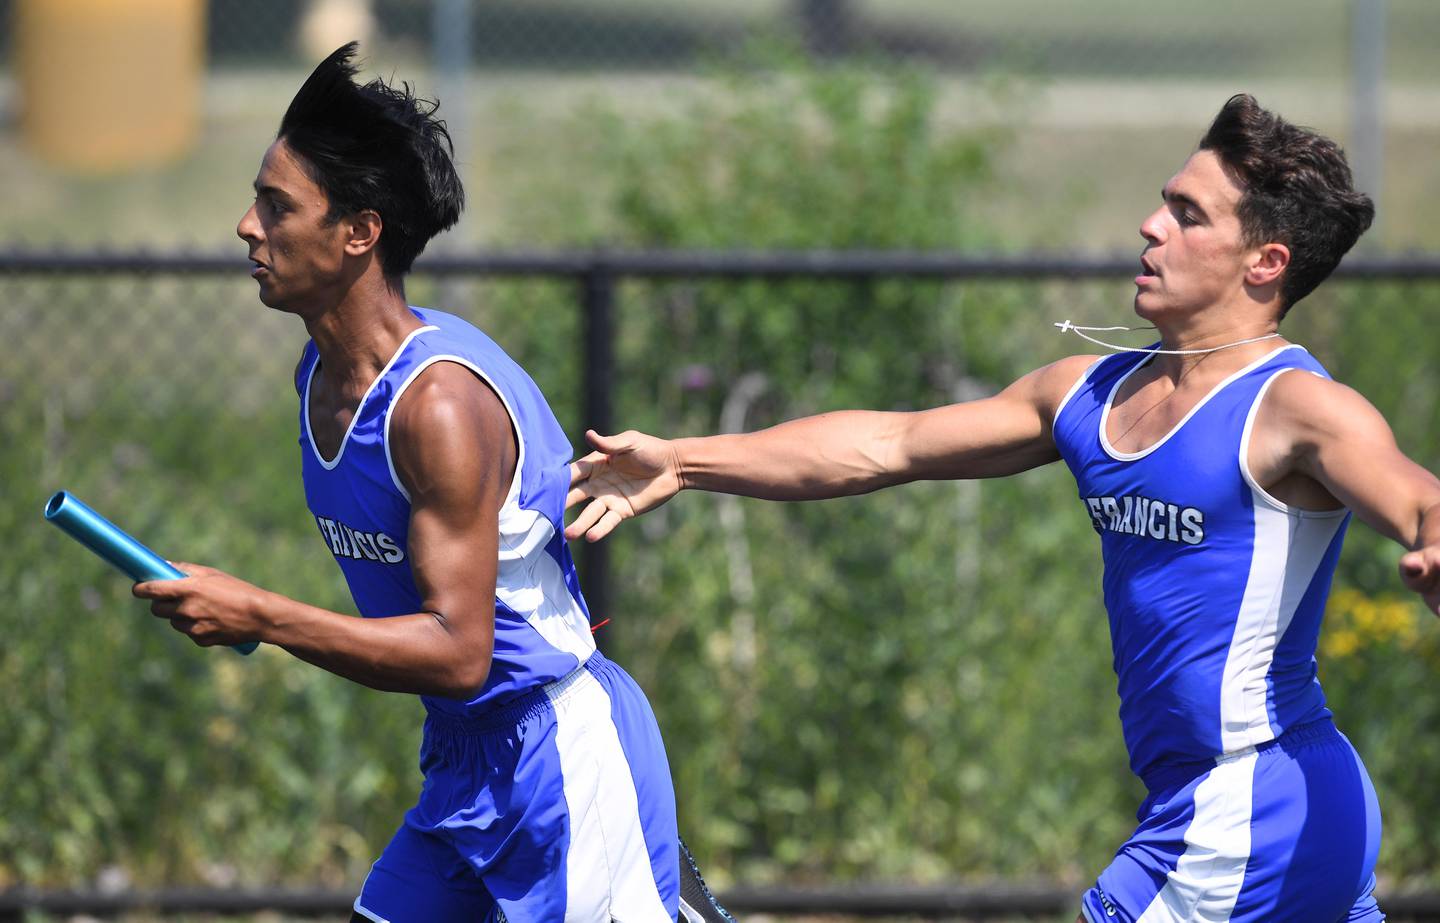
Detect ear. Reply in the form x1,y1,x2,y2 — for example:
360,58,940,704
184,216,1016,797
1245,242,1289,288
343,209,383,258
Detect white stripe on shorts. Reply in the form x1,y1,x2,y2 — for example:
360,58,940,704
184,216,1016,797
352,864,391,923
548,668,671,922
1135,750,1258,923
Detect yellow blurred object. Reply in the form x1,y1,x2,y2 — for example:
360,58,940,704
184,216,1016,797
17,0,206,173
1322,587,1423,660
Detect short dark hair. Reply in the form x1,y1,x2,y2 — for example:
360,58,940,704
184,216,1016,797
1198,94,1374,313
278,42,464,278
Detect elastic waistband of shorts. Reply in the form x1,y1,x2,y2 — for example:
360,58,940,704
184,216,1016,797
422,651,613,736
1140,717,1339,793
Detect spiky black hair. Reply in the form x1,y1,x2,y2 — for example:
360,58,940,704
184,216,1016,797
278,42,464,278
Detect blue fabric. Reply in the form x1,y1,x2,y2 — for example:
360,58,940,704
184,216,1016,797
1079,719,1383,922
299,309,676,917
1052,345,1347,784
606,656,684,912
297,307,597,717
355,653,679,922
355,825,498,922
1058,344,1383,921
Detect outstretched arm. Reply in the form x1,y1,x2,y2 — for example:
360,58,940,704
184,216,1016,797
565,354,1097,542
135,362,514,697
1255,371,1440,614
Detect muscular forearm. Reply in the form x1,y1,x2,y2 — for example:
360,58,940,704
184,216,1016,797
673,411,911,501
257,591,490,698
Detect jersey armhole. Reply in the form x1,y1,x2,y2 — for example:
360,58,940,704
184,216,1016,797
383,355,526,511
1238,367,1348,519
1051,356,1106,428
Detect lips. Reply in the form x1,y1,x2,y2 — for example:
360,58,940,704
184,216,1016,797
1134,256,1157,287
1136,255,1159,287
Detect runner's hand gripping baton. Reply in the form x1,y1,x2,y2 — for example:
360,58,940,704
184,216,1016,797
44,490,259,655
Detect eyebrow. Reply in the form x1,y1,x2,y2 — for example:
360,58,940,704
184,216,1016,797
1162,188,1208,220
252,181,294,203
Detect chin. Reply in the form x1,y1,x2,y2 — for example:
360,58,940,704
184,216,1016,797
256,286,299,315
1133,288,1186,323
258,295,298,316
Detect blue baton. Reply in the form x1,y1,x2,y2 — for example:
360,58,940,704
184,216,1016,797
45,490,258,656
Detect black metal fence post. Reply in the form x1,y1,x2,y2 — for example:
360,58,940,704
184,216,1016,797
579,263,617,649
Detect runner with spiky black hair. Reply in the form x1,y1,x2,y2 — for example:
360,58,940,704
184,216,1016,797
133,43,725,922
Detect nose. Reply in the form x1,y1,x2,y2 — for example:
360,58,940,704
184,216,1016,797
237,202,261,244
1138,205,1166,244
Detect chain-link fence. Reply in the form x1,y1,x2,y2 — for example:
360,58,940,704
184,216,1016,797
4,253,1440,894
4,2,1439,252
3,0,1439,907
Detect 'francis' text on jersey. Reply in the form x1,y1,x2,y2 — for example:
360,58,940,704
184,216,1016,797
314,515,405,564
1083,494,1205,545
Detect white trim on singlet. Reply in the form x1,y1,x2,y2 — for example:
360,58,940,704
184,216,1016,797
1238,367,1348,519
302,324,439,471
350,903,388,923
382,353,525,510
383,351,596,663
1098,344,1304,462
1218,494,1343,751
1217,367,1348,753
1050,355,1106,426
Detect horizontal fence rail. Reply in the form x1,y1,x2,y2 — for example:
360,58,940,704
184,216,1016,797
5,247,1440,279
9,246,1439,622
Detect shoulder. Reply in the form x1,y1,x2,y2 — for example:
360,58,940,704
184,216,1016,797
410,307,500,358
1009,353,1105,417
1263,366,1368,420
1259,366,1392,445
1040,353,1106,390
391,361,511,444
389,362,516,497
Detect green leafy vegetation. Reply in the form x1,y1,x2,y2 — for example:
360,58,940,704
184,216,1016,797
2,49,1438,900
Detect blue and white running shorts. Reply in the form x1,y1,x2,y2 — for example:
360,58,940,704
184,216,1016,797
354,651,680,922
1080,718,1383,923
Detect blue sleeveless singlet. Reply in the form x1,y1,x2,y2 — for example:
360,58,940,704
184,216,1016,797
1052,344,1349,785
296,307,596,718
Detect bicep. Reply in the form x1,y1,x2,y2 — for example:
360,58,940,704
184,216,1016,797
892,356,1094,481
894,398,1056,480
1285,377,1440,546
392,364,517,631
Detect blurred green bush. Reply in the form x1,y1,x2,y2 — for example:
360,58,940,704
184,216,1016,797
2,48,1438,894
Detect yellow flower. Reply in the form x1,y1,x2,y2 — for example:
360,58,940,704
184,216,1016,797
1322,588,1424,659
